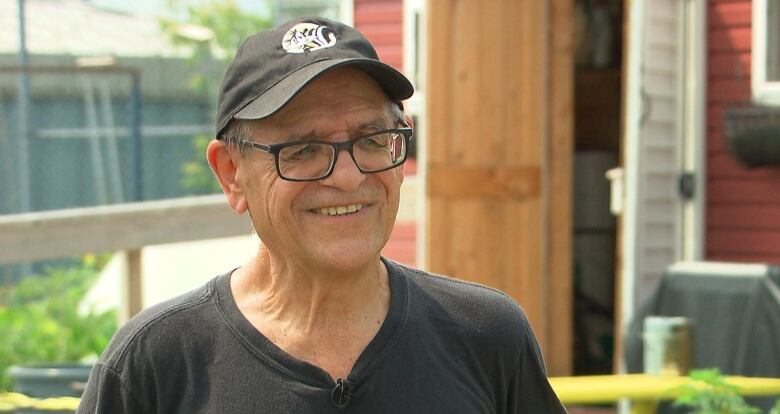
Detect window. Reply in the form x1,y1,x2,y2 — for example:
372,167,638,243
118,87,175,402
403,0,425,159
752,0,780,104
274,0,353,25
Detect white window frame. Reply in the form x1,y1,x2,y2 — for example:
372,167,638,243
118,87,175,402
403,0,425,114
274,0,353,25
339,0,354,25
403,0,426,267
752,0,780,105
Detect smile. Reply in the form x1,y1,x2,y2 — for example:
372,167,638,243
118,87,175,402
314,203,364,216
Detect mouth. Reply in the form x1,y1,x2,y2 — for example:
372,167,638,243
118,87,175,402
311,203,364,217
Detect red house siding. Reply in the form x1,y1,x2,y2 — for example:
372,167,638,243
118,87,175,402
353,0,404,71
706,0,780,264
354,0,414,266
382,222,417,266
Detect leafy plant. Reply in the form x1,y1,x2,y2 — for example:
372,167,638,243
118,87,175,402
180,134,222,194
159,0,271,195
0,256,117,391
673,368,780,414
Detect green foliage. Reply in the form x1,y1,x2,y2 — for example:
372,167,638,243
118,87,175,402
0,257,117,391
672,369,780,414
180,134,222,194
161,0,270,62
160,1,271,195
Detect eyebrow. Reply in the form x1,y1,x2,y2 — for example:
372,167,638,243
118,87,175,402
284,117,392,143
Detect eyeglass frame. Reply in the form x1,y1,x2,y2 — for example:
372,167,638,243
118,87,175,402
235,127,414,182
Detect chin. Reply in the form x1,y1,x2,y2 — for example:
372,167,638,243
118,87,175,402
307,240,385,273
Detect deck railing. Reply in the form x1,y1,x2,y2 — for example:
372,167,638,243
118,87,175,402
0,195,249,318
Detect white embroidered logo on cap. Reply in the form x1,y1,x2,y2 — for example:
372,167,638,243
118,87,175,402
282,23,337,54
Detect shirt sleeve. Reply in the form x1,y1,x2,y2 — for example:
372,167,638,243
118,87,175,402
76,363,147,414
506,324,568,413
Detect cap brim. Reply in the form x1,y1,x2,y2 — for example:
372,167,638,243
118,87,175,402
234,58,414,121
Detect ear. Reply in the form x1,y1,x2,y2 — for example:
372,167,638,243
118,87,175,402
207,139,248,214
404,113,414,130
400,112,414,180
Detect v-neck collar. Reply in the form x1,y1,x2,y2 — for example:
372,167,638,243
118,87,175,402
213,258,409,389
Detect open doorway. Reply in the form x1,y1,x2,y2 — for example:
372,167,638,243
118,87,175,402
572,0,624,375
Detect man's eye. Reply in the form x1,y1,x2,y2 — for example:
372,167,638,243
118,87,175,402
360,134,390,149
282,144,320,161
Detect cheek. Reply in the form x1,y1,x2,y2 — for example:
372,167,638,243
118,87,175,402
240,162,278,211
384,168,404,197
394,167,405,186
244,165,308,227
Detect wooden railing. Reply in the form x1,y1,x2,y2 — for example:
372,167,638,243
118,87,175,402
0,195,250,319
0,177,419,319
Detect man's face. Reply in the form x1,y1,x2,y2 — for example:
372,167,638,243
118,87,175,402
233,67,404,272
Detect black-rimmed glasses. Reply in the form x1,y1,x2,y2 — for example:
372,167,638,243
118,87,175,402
237,128,413,182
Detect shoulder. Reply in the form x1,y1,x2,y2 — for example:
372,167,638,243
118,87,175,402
97,274,223,370
388,261,536,352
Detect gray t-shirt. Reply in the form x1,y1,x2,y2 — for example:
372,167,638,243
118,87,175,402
77,259,566,413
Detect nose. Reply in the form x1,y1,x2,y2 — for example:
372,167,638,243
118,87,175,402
319,148,366,191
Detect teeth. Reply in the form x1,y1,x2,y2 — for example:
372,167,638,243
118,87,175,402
316,204,363,216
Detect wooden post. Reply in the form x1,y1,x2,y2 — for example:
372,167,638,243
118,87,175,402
425,0,573,375
546,0,574,376
122,248,144,322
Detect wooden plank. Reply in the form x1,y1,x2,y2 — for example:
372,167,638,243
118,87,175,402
707,53,751,77
426,165,540,200
707,153,780,179
353,0,404,70
449,200,496,283
708,206,780,229
357,27,403,44
708,229,780,254
0,195,250,264
481,0,508,165
123,249,144,321
514,0,545,165
708,0,752,28
706,251,780,264
508,199,543,335
503,0,525,164
707,78,751,102
424,198,451,273
353,0,402,23
425,0,572,370
425,0,453,165
423,0,454,279
707,180,780,203
613,0,634,374
449,0,483,164
546,0,574,376
519,0,543,327
708,26,752,52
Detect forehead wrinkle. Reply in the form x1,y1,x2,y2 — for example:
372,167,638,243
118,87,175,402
251,68,396,143
276,113,393,144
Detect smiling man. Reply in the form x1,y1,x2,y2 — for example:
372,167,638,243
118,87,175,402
77,17,566,413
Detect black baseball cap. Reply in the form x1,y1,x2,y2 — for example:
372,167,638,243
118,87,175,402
215,16,415,138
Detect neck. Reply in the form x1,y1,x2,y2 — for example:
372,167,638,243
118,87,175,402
231,246,391,334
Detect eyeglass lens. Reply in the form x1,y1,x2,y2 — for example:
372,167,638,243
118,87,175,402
277,131,406,180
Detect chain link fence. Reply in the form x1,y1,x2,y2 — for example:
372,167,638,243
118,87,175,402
0,64,218,217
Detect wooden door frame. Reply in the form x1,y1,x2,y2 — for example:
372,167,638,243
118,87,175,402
423,0,573,376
